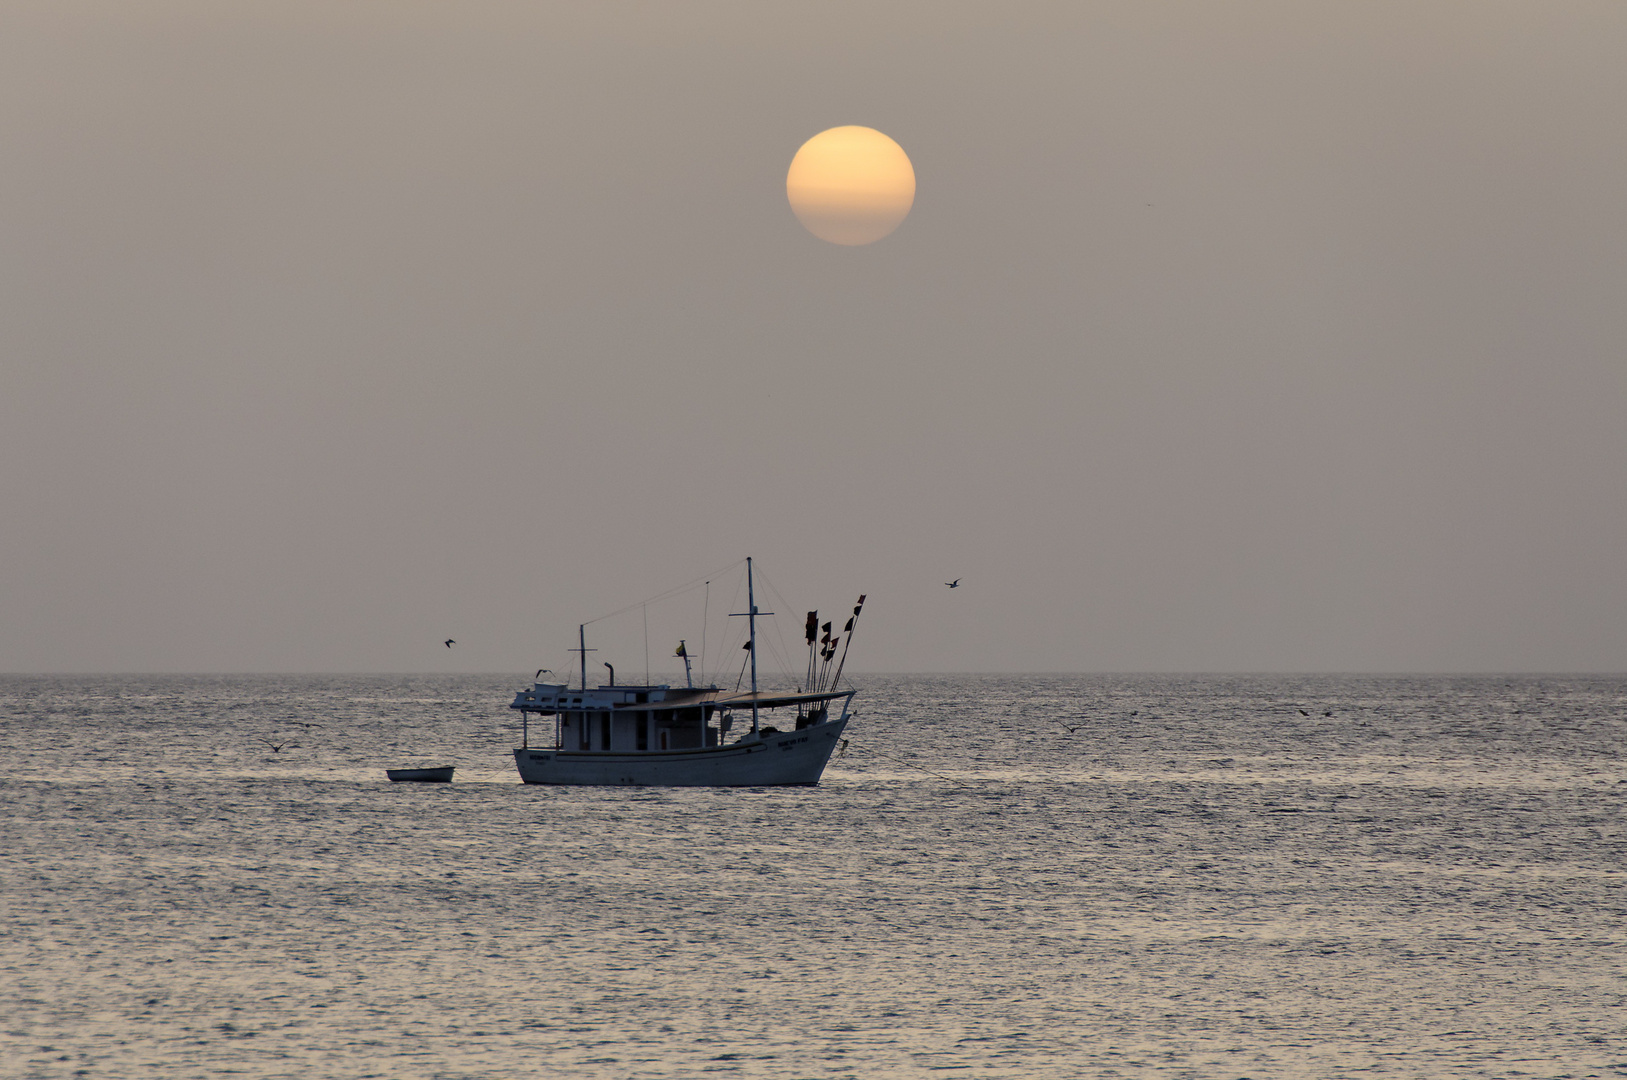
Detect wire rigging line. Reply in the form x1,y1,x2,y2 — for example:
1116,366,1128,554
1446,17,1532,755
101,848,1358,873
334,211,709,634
581,558,746,627
560,559,819,693
718,569,747,685
753,568,803,689
841,736,975,788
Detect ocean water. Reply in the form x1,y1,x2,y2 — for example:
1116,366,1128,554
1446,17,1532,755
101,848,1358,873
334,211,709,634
2,673,1624,1079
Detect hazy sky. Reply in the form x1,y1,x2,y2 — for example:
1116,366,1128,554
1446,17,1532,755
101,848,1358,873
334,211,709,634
4,2,1626,674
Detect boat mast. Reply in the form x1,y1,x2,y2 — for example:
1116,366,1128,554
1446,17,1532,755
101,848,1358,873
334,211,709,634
747,556,759,735
570,624,596,691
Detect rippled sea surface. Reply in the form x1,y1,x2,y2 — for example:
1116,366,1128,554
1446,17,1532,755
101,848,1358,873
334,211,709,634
3,674,1625,1079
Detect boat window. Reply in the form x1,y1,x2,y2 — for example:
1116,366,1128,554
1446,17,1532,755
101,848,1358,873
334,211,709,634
578,715,590,750
600,712,611,751
636,716,648,751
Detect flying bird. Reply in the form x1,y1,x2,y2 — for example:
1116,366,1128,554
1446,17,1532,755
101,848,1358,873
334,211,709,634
1298,708,1309,716
945,579,960,588
444,639,455,648
257,738,285,753
535,668,551,679
1060,724,1081,734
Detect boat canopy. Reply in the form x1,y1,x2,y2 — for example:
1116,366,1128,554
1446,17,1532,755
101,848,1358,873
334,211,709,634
710,689,853,710
604,688,853,712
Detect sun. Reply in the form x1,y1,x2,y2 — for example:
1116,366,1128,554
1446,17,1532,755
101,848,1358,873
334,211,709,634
786,126,916,246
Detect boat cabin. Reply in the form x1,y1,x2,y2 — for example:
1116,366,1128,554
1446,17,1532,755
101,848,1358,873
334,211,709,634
511,680,849,752
512,682,723,751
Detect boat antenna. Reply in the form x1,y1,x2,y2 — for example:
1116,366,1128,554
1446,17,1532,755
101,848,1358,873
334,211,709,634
571,624,596,691
804,610,818,693
829,594,866,691
815,619,834,692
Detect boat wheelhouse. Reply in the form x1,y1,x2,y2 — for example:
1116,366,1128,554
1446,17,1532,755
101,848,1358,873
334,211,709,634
509,557,862,786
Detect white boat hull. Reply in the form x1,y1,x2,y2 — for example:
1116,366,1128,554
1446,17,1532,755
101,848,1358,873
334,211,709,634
513,718,848,787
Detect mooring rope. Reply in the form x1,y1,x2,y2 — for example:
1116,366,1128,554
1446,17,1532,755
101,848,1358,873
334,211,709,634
838,735,974,788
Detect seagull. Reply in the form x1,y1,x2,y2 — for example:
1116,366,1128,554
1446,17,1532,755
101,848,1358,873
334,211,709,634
1298,708,1309,716
945,579,961,589
1060,724,1081,734
1324,710,1333,717
257,738,285,753
444,639,455,648
535,668,550,679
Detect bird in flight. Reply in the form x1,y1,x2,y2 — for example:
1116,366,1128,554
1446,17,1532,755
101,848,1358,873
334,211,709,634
1298,708,1309,716
257,738,285,753
444,639,455,648
945,579,960,588
1059,724,1081,734
535,668,550,679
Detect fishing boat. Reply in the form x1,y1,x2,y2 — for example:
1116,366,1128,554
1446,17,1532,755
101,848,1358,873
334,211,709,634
386,766,455,782
510,558,863,786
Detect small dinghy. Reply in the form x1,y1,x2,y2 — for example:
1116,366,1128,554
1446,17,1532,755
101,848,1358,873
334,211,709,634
386,766,455,783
